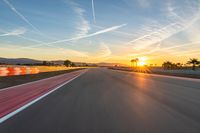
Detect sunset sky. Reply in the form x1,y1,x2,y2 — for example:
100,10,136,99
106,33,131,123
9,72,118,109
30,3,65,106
0,0,200,66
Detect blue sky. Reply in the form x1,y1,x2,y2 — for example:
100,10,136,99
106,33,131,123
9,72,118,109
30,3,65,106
0,0,200,65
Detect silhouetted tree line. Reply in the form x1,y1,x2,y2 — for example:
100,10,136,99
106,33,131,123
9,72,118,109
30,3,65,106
63,60,97,67
162,58,200,70
64,60,76,67
17,62,60,66
0,62,6,65
41,61,59,66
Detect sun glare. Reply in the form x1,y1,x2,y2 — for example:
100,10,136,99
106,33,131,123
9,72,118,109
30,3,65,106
138,61,146,66
138,57,147,66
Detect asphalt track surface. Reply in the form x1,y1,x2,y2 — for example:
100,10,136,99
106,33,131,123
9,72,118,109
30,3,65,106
0,68,200,133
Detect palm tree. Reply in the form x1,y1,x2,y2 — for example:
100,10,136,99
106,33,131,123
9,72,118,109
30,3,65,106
135,58,139,67
131,58,139,67
130,59,135,67
187,58,200,70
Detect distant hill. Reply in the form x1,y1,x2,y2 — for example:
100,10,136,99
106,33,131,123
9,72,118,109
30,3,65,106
97,62,126,67
0,57,125,67
0,57,42,65
0,57,97,66
51,60,64,65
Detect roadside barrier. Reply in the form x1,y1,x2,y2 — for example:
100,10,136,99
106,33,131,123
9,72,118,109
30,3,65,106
0,67,39,77
0,67,9,76
30,67,40,74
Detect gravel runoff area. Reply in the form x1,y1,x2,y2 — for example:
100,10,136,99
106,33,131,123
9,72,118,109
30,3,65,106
109,67,200,79
0,68,85,89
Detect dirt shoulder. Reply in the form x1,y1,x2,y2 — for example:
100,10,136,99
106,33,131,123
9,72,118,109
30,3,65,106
0,68,85,89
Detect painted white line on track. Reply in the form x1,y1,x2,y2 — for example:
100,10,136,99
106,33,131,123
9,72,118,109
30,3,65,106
0,70,86,123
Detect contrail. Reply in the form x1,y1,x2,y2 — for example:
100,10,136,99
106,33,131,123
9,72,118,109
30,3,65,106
3,0,39,32
18,24,127,49
0,28,44,44
0,28,66,50
0,34,9,37
93,24,134,36
92,0,96,23
162,41,200,51
136,41,200,57
0,28,26,37
41,24,127,46
127,23,178,45
3,0,52,39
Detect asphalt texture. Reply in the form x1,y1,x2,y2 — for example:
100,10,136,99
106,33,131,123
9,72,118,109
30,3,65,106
0,68,200,133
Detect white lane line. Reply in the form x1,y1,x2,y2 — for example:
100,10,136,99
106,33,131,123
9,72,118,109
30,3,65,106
0,70,86,123
0,69,85,92
111,69,200,82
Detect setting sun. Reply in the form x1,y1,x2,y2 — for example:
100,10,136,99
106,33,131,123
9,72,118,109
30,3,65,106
138,57,147,66
138,61,146,66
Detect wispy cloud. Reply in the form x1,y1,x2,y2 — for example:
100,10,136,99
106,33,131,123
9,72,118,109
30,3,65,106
68,1,90,37
3,0,51,39
127,0,200,51
161,40,200,51
0,28,54,47
89,43,112,62
49,23,126,45
0,29,67,50
128,43,160,57
127,23,182,50
3,0,38,32
0,28,49,44
59,48,89,58
95,43,111,58
0,27,26,36
92,0,96,23
166,1,200,30
170,49,200,56
18,23,127,49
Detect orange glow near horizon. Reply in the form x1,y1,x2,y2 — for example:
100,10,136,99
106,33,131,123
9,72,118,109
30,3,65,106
138,57,148,66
